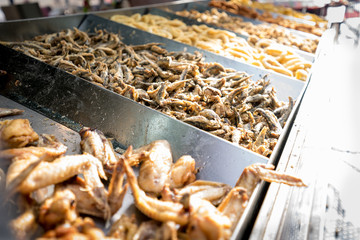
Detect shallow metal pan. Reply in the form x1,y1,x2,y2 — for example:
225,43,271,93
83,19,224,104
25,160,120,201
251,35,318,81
0,13,305,239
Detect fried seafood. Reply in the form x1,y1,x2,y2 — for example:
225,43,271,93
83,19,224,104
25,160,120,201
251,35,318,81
110,13,312,80
0,119,39,150
173,8,319,54
2,28,296,158
209,0,326,37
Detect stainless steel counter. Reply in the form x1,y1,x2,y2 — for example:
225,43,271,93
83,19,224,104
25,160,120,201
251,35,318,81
249,21,360,240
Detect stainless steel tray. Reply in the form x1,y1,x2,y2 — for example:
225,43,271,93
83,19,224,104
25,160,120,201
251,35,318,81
0,13,306,239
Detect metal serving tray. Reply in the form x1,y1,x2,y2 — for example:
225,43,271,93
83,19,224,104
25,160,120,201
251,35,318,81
0,13,305,239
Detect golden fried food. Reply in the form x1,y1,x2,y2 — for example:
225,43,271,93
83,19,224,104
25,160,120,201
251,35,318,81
122,146,189,225
9,209,39,240
235,163,306,197
174,8,319,54
0,119,39,149
131,140,196,194
209,0,326,36
80,127,119,174
232,0,327,24
14,153,106,194
110,13,312,80
2,116,307,240
38,188,78,230
0,108,24,118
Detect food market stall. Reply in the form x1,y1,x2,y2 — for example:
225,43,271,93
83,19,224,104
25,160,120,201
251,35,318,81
0,0,359,239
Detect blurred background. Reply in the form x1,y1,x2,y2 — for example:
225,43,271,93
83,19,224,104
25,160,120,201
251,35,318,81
0,1,358,25
0,0,182,21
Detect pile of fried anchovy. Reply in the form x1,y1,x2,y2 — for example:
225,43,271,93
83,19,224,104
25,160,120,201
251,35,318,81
2,28,294,157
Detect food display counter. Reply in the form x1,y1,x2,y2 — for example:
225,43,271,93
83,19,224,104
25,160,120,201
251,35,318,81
1,0,358,239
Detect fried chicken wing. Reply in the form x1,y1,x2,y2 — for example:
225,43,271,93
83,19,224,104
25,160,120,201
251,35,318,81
16,153,105,194
134,140,173,194
168,155,196,188
108,214,138,239
63,160,127,220
131,140,196,194
0,119,39,149
217,187,248,232
9,209,38,240
123,146,189,225
80,127,118,173
187,197,231,240
0,108,24,118
38,188,78,230
235,163,306,197
174,180,231,206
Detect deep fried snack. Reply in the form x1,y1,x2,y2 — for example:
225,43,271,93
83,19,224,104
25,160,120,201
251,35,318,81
0,119,39,150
